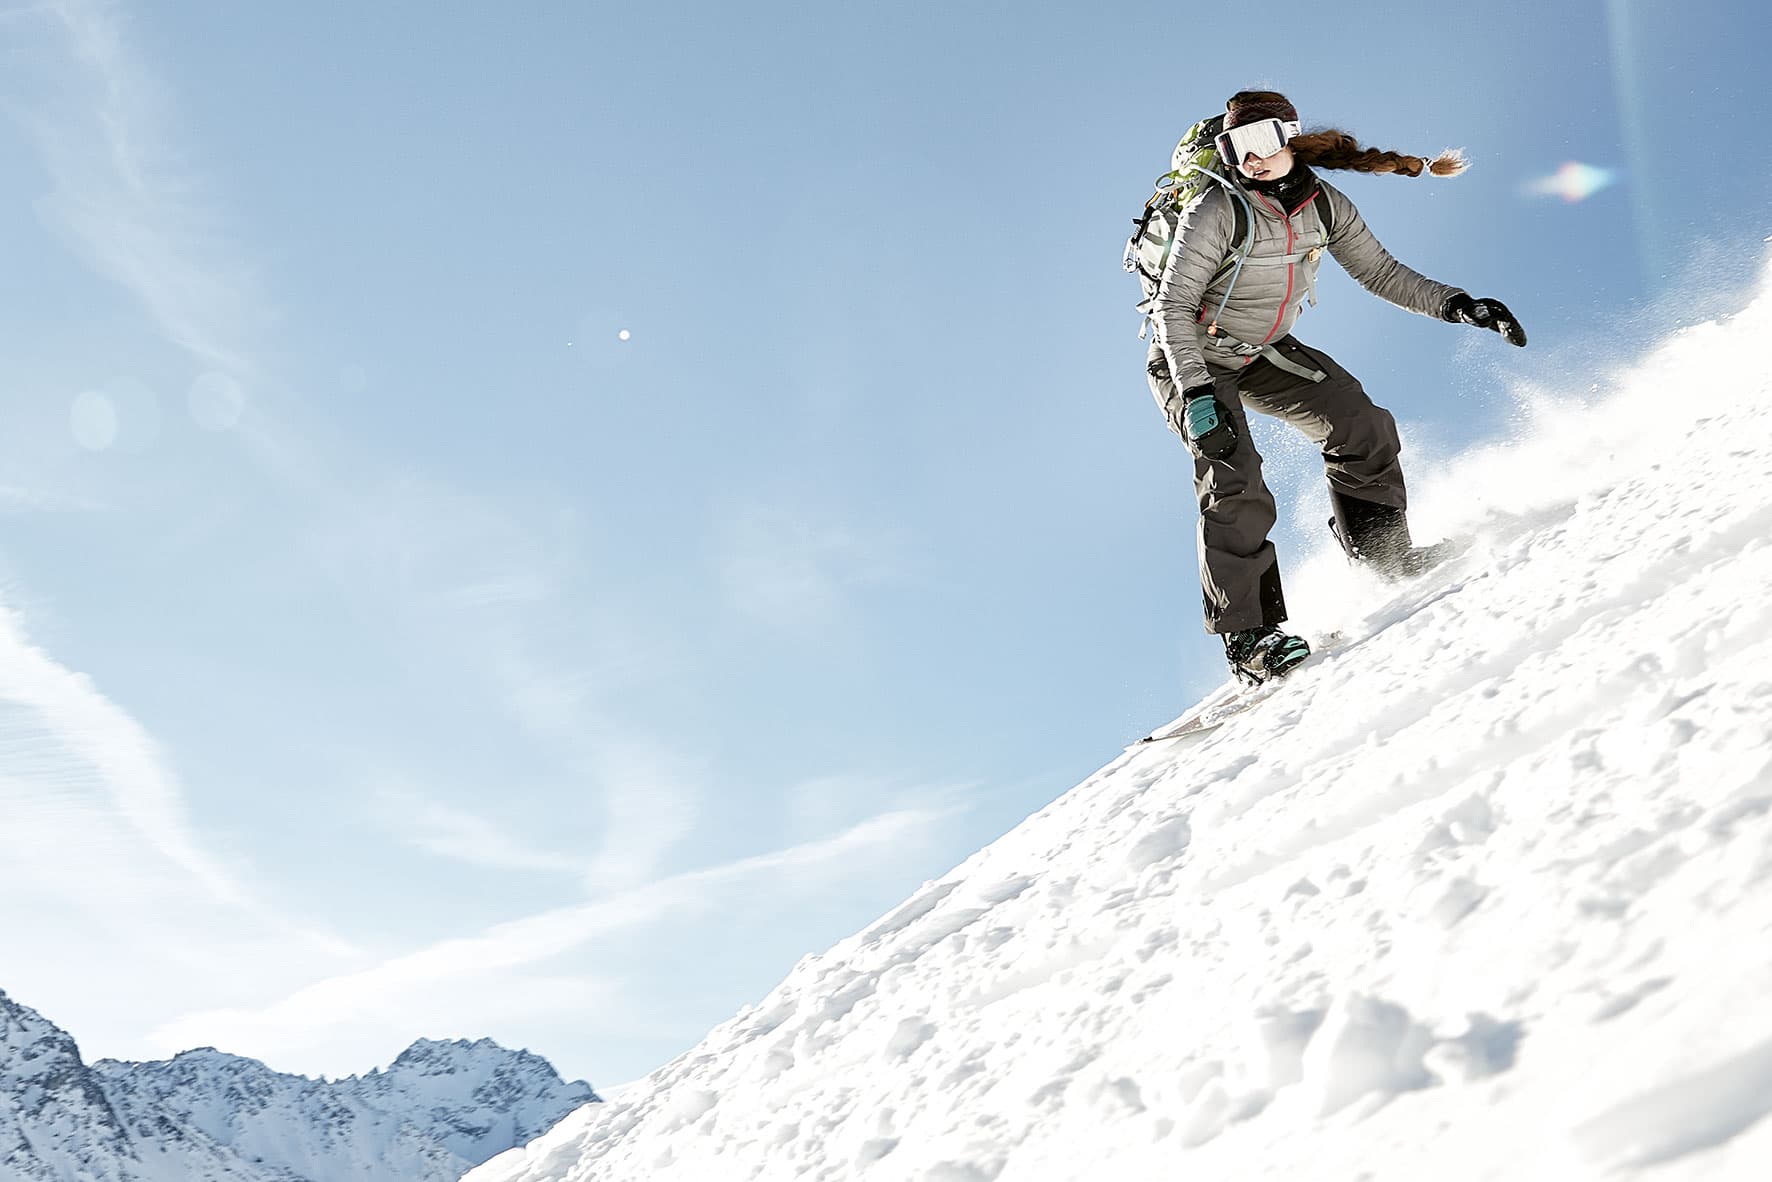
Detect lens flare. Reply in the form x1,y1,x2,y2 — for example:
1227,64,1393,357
1524,162,1620,204
189,372,244,431
71,390,119,451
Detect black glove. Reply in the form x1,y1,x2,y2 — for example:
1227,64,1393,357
1171,384,1238,460
1443,293,1527,347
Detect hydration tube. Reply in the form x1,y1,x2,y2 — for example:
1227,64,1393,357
1175,165,1258,334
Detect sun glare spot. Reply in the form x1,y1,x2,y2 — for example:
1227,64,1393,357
1523,162,1620,203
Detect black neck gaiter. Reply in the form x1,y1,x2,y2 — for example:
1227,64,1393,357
1241,164,1317,210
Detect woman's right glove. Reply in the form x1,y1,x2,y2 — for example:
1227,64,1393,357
1443,293,1527,347
1170,384,1238,460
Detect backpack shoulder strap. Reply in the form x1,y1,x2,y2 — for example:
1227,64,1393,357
1312,186,1336,240
1206,191,1252,285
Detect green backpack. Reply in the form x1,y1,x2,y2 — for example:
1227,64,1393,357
1124,114,1334,330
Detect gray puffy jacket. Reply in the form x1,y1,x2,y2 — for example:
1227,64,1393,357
1153,175,1464,393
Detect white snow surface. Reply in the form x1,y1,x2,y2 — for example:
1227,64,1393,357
0,990,599,1182
468,267,1772,1181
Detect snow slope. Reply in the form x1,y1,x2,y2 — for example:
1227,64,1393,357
468,263,1772,1182
0,989,599,1182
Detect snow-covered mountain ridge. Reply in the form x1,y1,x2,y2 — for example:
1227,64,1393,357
0,989,599,1182
469,268,1772,1182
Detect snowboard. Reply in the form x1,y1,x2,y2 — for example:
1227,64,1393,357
1131,533,1477,751
1130,631,1347,749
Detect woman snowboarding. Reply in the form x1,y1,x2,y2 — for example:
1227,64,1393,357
1146,90,1526,685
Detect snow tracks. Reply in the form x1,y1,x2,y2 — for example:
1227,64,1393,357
469,263,1772,1182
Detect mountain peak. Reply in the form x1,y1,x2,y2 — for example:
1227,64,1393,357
391,1036,537,1072
1,988,600,1182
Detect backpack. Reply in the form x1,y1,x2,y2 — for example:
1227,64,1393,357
1124,115,1335,329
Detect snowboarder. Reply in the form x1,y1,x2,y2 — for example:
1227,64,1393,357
1146,90,1526,686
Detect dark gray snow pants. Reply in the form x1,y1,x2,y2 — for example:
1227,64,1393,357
1146,336,1407,634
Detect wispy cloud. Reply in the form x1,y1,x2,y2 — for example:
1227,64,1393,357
15,0,711,901
718,500,905,632
149,804,958,1073
0,592,359,1064
0,601,242,902
13,0,709,919
13,0,263,376
0,0,360,946
573,736,703,892
0,484,106,513
376,784,586,878
286,469,704,891
0,0,932,1090
474,624,703,892
783,770,978,850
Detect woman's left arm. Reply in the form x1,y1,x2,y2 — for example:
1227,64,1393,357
1321,185,1465,318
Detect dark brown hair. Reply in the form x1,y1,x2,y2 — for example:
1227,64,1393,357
1227,90,1468,178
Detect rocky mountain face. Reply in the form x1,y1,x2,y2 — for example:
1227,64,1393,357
1,992,139,1181
1,990,598,1182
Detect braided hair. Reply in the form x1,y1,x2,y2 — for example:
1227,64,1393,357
1227,90,1468,179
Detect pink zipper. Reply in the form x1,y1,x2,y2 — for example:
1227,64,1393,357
1252,192,1298,348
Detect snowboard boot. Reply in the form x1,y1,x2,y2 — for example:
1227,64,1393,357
1329,491,1459,582
1222,625,1312,687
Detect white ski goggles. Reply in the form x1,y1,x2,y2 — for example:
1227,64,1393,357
1216,117,1302,163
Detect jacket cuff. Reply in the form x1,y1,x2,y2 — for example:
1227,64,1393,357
1170,355,1213,393
1440,291,1472,322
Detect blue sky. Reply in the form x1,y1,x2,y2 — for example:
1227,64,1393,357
1,0,1768,1088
